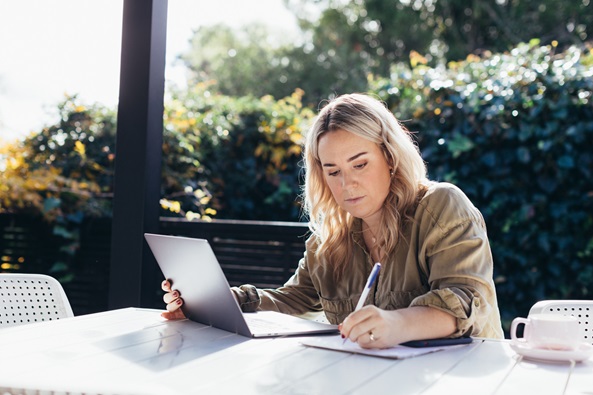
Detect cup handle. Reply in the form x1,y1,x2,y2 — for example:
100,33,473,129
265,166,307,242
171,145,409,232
510,317,530,342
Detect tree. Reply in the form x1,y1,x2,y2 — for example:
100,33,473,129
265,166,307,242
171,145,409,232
287,0,593,66
179,20,372,107
179,23,299,100
180,0,593,106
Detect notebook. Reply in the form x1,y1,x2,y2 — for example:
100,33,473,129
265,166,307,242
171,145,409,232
144,233,339,338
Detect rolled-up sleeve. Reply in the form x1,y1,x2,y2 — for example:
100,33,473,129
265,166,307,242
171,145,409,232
409,186,501,338
410,286,489,337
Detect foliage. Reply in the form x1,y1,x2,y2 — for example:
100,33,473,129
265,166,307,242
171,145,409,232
370,42,593,326
285,6,376,102
288,0,593,65
179,24,299,100
179,22,370,108
0,96,117,281
1,89,314,224
0,97,117,218
162,85,315,221
181,0,593,107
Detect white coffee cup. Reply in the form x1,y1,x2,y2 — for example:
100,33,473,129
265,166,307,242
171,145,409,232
510,314,581,351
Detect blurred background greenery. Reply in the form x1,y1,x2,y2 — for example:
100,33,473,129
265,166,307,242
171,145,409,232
1,0,592,331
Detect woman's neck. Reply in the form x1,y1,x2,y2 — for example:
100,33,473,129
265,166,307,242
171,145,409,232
362,220,384,263
362,219,381,239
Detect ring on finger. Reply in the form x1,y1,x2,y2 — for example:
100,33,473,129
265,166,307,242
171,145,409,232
369,331,376,342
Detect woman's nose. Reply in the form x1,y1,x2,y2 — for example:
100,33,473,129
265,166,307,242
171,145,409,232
342,172,357,188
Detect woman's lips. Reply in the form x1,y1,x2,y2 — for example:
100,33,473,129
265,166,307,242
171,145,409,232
345,196,364,205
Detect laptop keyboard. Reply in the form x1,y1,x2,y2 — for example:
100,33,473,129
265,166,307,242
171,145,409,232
244,315,293,332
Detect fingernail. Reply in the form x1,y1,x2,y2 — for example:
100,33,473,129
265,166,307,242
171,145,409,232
341,333,345,339
173,292,178,297
177,299,182,305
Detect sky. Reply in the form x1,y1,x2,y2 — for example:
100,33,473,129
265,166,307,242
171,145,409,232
0,0,300,143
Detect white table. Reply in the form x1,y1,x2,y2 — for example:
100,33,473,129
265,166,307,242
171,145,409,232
0,308,591,395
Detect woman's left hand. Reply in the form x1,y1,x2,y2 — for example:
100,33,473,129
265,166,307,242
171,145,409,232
161,279,187,320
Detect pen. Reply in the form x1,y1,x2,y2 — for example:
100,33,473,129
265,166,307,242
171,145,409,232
343,262,382,344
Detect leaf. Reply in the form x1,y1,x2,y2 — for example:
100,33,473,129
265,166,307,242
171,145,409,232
557,155,574,169
446,134,475,158
49,261,68,273
74,141,86,157
66,211,84,224
43,197,61,213
53,226,74,239
516,147,531,163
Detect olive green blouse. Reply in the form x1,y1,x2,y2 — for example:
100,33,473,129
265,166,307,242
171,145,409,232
232,182,504,339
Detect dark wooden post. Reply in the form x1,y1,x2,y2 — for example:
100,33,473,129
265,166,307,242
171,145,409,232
109,0,168,309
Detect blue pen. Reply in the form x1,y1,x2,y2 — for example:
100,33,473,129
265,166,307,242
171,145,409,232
343,262,382,344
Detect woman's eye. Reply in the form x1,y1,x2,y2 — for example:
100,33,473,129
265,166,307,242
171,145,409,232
328,170,339,177
354,162,367,169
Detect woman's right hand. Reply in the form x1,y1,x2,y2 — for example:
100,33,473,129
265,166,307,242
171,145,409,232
161,279,186,320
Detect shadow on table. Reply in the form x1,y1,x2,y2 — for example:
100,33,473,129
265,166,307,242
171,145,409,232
93,319,248,372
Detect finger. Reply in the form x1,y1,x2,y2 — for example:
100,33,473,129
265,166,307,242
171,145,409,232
344,321,369,343
340,312,361,339
344,305,375,328
351,326,372,344
357,331,382,349
166,298,183,312
161,280,171,292
341,306,376,340
161,309,186,320
163,291,180,304
355,331,372,347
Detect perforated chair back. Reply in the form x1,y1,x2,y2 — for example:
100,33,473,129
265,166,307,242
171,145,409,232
529,300,593,345
0,273,74,328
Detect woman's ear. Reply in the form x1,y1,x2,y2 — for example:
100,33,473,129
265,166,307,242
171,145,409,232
380,143,393,165
384,152,395,172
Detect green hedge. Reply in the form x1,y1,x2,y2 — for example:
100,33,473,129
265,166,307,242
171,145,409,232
161,86,314,221
370,42,593,327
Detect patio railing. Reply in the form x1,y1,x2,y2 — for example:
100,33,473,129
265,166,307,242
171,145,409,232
0,214,310,316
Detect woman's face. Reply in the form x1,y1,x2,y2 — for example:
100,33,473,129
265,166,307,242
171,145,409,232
317,128,392,224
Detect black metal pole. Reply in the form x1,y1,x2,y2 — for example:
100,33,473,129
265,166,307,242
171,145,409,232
109,0,168,309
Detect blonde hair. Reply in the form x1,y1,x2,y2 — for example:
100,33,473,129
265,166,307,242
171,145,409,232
302,93,428,273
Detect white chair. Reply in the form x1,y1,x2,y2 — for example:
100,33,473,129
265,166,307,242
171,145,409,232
529,300,593,345
0,273,74,328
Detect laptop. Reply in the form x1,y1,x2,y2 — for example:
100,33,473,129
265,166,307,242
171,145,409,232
144,233,339,338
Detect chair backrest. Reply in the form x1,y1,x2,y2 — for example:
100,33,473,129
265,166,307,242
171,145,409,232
529,300,592,345
0,273,74,328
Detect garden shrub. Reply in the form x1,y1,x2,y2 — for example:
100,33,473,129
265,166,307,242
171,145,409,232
370,42,593,326
0,97,117,281
162,85,314,221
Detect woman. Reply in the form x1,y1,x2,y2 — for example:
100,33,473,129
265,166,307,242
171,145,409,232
162,93,504,348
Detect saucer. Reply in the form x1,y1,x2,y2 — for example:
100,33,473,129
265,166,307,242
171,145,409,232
510,340,593,363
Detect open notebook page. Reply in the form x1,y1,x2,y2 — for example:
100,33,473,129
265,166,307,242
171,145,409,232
300,335,470,359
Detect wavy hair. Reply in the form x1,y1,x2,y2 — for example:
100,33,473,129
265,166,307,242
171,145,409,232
302,93,428,273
